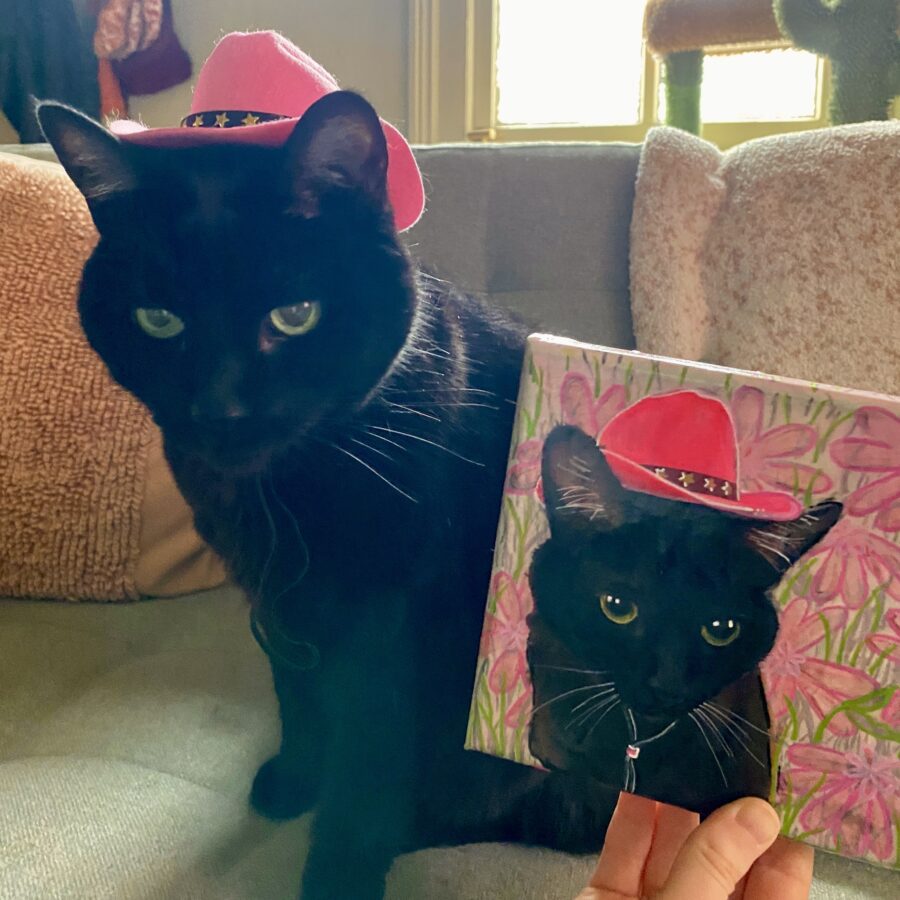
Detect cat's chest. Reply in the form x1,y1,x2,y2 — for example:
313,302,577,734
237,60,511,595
167,442,454,592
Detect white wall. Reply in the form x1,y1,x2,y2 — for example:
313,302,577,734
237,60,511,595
1,0,410,143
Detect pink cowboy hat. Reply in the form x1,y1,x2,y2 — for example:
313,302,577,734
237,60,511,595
598,390,803,521
110,31,424,231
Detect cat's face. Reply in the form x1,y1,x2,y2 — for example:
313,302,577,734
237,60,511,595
38,93,415,473
530,425,842,720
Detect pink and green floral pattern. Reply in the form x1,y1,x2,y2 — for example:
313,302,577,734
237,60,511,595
466,336,899,868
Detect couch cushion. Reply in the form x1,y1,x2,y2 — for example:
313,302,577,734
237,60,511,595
0,588,896,898
630,123,900,396
409,143,640,349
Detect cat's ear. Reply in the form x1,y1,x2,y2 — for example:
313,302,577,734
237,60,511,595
541,425,628,537
282,90,389,218
37,103,138,209
743,500,843,584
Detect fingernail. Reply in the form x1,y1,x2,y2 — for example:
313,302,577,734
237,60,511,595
734,800,780,845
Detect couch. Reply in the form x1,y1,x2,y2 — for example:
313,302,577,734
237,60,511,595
0,140,896,899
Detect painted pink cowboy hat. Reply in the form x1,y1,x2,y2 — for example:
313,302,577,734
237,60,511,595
109,30,425,231
598,390,803,521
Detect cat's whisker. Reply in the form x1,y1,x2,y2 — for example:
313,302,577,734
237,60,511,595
529,684,613,719
689,711,729,788
701,704,768,770
357,428,409,453
558,464,592,484
707,702,772,737
350,437,395,463
379,386,497,398
328,441,418,504
531,665,610,678
694,707,734,758
583,698,621,740
265,473,311,607
567,692,619,731
368,425,485,467
700,701,749,741
746,532,792,566
389,401,500,411
567,687,617,718
255,473,278,601
385,402,441,423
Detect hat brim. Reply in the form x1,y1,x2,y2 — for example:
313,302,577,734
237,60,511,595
109,117,424,232
602,449,804,521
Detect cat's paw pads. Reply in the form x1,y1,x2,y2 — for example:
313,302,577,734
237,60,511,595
250,755,318,820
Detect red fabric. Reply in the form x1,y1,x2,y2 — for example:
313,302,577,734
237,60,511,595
109,31,424,232
599,390,803,520
97,59,128,119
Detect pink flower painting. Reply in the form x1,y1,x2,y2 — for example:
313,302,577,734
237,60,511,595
831,407,900,533
808,518,900,607
559,374,626,439
480,572,532,726
469,339,900,864
732,385,832,497
866,608,900,665
785,743,900,861
505,438,543,495
761,598,878,736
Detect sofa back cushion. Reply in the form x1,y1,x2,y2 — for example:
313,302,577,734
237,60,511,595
0,151,226,600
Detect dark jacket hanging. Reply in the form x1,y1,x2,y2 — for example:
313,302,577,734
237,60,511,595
0,0,99,142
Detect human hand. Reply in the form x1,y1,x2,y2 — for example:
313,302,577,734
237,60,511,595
576,792,813,900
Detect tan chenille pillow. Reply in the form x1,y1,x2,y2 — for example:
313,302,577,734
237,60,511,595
0,151,226,600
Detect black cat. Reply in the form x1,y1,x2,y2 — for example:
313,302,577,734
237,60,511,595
528,424,842,816
38,93,618,900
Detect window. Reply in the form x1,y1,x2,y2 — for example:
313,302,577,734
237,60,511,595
409,0,830,147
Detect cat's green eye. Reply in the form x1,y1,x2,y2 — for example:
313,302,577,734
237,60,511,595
269,301,321,336
701,619,741,648
600,593,638,626
134,307,185,339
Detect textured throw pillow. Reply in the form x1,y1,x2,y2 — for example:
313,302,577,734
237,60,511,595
629,122,900,396
0,151,226,600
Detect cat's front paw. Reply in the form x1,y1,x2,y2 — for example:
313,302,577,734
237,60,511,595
250,754,319,820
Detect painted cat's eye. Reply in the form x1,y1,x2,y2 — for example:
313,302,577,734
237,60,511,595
269,301,321,336
134,307,185,339
701,619,742,647
599,593,638,625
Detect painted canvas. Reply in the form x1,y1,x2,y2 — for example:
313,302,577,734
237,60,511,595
466,335,899,868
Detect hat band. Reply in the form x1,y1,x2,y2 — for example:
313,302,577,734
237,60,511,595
643,465,737,500
180,110,289,129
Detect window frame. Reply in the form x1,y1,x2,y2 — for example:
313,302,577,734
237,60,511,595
408,0,831,148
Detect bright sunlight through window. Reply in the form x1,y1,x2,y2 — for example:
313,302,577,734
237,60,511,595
496,1,821,127
497,0,645,126
658,49,821,122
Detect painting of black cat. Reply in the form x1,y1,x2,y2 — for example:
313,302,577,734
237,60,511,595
528,424,842,816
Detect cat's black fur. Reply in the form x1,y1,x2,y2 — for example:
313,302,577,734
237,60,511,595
38,94,617,900
528,425,842,815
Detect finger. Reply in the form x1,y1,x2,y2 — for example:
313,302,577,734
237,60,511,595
642,802,699,894
659,798,781,900
730,873,747,900
586,792,658,896
741,836,814,900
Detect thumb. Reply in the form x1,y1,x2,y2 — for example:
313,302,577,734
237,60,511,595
657,798,781,900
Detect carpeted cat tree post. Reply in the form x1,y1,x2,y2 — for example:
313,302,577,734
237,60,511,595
644,0,784,134
773,0,900,123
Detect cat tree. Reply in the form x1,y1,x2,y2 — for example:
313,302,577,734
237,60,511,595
644,0,900,133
